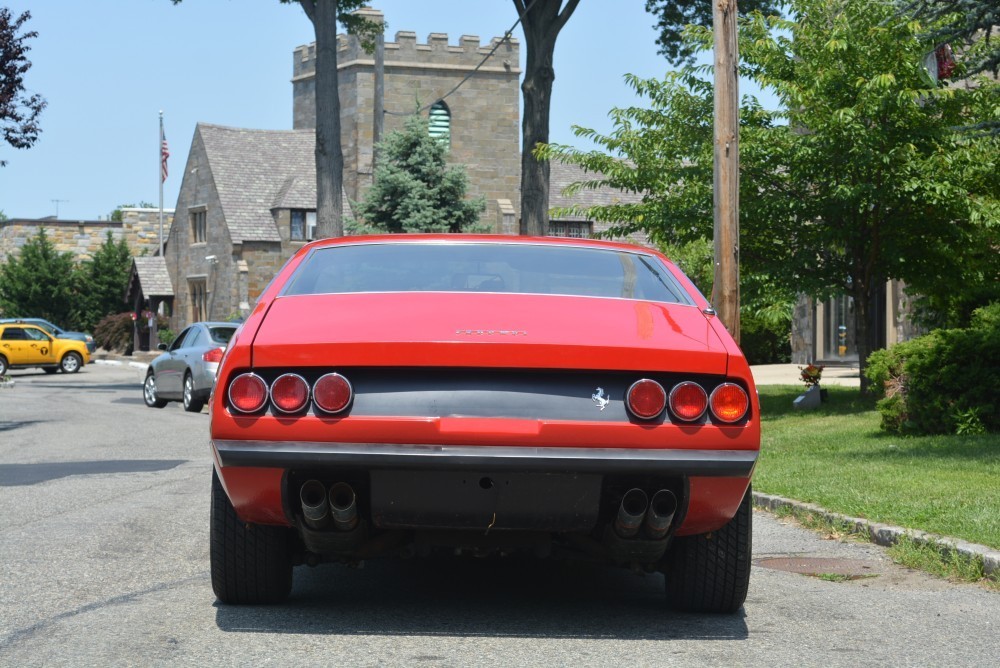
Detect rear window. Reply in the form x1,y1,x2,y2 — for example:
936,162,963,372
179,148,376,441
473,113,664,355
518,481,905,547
282,242,692,304
209,326,237,344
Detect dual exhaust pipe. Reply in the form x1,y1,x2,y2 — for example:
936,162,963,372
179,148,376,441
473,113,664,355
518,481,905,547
615,488,677,540
299,480,359,531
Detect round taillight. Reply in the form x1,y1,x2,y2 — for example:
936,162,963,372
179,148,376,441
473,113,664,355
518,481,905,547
627,379,666,419
313,373,353,414
270,373,310,414
710,383,749,423
669,381,708,421
228,373,268,413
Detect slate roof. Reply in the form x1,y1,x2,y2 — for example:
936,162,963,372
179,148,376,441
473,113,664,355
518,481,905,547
127,256,174,300
547,162,644,222
198,124,352,242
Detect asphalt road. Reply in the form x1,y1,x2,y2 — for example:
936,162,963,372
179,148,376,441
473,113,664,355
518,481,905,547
1,364,998,667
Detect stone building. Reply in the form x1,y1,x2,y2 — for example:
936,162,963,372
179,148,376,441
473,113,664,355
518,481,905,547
0,209,172,264
292,9,521,225
163,17,647,331
790,282,924,365
164,123,354,327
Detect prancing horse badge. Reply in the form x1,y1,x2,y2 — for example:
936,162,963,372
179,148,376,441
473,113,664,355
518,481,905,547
592,387,610,411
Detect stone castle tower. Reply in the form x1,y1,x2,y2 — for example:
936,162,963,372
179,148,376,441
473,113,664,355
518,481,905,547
291,9,521,225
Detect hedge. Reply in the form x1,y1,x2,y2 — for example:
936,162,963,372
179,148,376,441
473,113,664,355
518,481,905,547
866,303,1000,435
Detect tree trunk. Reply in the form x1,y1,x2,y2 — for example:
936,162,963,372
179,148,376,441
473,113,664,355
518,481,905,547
516,0,580,236
306,0,344,239
851,278,877,394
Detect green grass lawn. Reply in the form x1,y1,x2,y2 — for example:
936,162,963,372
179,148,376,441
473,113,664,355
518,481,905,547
754,385,1000,550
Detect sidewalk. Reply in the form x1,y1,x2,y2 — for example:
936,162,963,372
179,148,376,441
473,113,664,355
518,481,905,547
750,363,861,387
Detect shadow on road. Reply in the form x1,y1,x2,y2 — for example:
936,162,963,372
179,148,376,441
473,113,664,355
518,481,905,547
214,557,749,641
0,459,188,486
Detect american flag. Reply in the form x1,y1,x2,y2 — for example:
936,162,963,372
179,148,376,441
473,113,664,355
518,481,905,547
160,128,170,182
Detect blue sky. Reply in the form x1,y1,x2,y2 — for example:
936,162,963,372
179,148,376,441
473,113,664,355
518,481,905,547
2,1,768,221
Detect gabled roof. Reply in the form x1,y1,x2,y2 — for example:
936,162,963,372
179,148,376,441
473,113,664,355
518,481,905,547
126,256,174,302
198,124,314,243
197,124,353,243
548,162,644,222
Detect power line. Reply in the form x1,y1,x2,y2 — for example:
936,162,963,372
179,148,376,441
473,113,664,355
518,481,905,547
384,0,539,117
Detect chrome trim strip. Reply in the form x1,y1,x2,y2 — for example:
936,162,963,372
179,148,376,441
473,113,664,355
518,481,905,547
212,440,758,477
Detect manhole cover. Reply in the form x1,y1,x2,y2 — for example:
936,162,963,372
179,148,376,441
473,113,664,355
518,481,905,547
756,557,880,579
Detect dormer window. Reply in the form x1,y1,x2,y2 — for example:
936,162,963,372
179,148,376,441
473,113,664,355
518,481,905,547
290,209,317,241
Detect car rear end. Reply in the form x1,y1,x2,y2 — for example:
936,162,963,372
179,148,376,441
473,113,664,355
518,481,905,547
208,236,759,611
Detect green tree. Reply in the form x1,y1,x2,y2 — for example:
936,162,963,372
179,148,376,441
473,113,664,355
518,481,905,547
645,0,782,65
514,0,581,236
0,228,78,325
1,8,46,166
171,1,381,238
351,114,485,234
74,232,133,330
898,0,1000,76
541,0,1000,389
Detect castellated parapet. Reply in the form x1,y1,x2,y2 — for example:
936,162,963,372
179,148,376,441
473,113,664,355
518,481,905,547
292,10,521,228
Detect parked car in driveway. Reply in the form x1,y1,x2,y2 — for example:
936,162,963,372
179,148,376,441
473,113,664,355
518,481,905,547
208,235,760,613
0,323,91,375
0,317,96,355
143,321,238,412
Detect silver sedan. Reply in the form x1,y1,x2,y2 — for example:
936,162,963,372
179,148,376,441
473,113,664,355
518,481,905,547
143,321,238,412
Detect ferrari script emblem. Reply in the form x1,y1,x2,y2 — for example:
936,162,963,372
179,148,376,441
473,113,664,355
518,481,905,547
592,387,610,411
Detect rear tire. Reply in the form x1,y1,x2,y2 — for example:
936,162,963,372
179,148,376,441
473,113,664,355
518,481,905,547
210,469,293,604
663,485,752,613
60,352,83,374
0,354,7,376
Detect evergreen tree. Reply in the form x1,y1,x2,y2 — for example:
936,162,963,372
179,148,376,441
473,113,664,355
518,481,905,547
351,114,486,234
0,228,78,325
74,232,133,330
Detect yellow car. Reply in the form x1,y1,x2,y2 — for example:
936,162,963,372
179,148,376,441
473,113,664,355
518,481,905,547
0,323,91,375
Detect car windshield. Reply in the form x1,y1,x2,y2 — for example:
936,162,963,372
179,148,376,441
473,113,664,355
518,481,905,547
209,326,237,344
283,242,693,304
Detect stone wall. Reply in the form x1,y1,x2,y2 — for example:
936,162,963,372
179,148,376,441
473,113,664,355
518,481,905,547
0,209,172,264
292,14,521,227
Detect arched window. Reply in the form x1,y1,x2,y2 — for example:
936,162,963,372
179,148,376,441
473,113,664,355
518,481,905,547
428,101,451,147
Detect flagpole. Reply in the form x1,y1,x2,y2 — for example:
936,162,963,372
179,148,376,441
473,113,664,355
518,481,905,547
158,110,165,258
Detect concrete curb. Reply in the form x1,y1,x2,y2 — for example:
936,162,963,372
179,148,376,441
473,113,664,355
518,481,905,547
753,491,1000,577
93,359,149,371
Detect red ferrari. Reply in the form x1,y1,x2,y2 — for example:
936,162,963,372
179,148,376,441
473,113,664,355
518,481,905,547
209,235,759,612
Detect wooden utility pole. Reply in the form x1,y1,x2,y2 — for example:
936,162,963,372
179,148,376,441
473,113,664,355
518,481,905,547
712,0,740,342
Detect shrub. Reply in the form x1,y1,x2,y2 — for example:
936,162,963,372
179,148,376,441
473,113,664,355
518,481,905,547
866,303,1000,435
740,312,792,365
93,312,169,354
93,312,135,354
158,328,177,347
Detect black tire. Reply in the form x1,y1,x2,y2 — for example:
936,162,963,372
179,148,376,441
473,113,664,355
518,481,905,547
182,372,205,413
0,354,7,376
663,485,752,613
43,367,58,374
210,469,293,604
143,371,167,408
60,351,83,374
